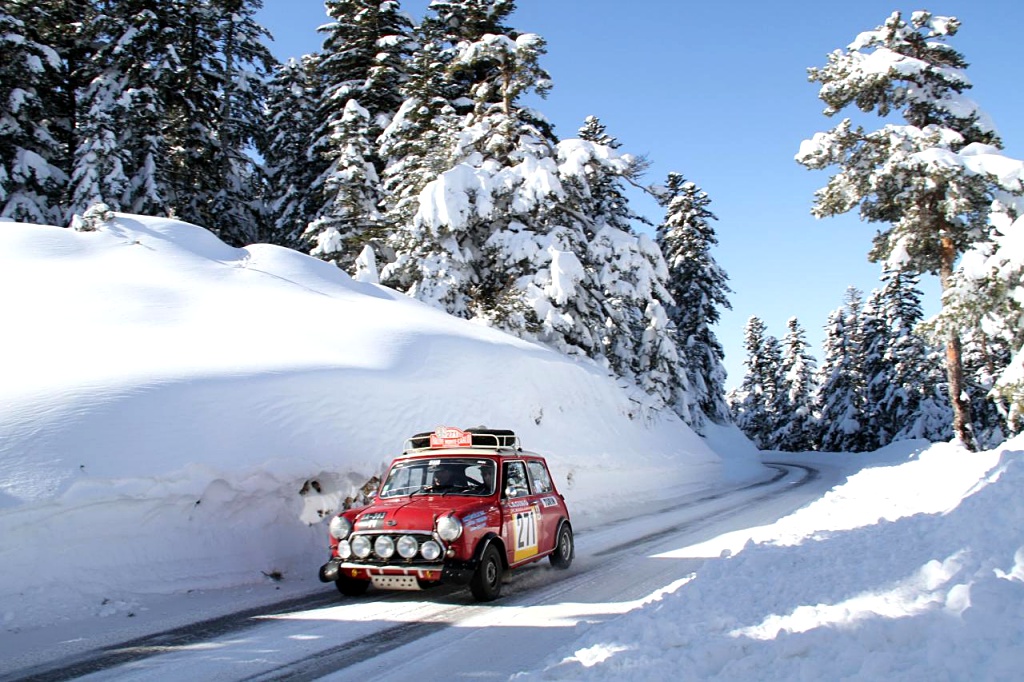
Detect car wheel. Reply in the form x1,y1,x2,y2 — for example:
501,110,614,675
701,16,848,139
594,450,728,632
335,575,370,597
549,523,574,570
470,544,504,601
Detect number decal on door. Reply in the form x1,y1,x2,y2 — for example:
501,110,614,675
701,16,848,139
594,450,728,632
513,506,539,562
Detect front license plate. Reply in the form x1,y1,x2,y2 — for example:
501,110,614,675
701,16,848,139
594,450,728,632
371,575,421,591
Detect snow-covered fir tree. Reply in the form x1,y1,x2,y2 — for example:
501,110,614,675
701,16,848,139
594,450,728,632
164,0,275,245
206,0,276,244
264,56,323,247
3,0,275,241
379,0,534,250
814,288,871,452
557,119,690,417
796,10,1024,449
377,3,477,237
299,0,414,269
305,98,386,268
577,115,619,149
776,317,818,451
655,172,732,427
960,329,1014,448
863,267,952,444
575,116,647,233
932,204,1024,443
381,5,554,321
729,316,784,448
0,2,66,224
68,1,180,220
379,4,690,418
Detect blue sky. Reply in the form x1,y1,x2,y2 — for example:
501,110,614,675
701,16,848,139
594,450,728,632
255,1,1023,388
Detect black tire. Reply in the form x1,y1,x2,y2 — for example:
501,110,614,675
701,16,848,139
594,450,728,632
549,522,574,570
335,575,370,597
470,544,504,601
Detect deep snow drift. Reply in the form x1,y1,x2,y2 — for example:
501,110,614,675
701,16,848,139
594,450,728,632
0,213,758,637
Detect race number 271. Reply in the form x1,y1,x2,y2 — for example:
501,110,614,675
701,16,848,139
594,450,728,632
513,507,539,561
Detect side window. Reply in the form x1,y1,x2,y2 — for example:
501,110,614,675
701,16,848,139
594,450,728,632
503,461,530,498
527,461,553,494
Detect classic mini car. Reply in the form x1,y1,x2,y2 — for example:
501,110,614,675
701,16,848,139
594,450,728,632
318,426,574,601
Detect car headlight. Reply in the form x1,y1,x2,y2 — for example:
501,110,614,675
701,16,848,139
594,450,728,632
436,515,462,541
351,535,372,558
397,535,418,559
374,535,395,559
336,540,352,559
420,540,442,561
329,515,352,540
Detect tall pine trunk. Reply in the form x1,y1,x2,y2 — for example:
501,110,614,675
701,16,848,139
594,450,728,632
939,236,976,450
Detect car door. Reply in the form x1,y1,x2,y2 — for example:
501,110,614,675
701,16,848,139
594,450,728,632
525,459,562,554
500,460,541,566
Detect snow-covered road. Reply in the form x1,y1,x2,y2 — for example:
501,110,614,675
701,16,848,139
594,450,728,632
4,461,839,682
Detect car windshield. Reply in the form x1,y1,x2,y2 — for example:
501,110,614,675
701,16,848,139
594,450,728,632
379,458,497,498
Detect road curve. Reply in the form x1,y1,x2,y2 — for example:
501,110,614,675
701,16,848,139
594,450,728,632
2,462,828,682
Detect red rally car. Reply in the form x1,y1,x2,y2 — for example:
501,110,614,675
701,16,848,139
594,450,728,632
318,426,574,601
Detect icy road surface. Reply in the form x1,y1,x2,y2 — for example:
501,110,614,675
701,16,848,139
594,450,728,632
4,461,837,682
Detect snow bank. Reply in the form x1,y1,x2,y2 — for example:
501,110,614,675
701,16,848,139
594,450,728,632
520,437,1024,681
0,213,760,632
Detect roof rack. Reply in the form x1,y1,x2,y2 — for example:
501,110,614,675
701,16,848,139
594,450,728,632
404,426,520,452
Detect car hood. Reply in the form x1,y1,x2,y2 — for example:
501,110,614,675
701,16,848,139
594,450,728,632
351,496,494,533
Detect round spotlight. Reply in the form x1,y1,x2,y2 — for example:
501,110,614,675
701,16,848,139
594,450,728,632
420,540,442,561
351,535,372,559
374,535,395,559
397,535,419,559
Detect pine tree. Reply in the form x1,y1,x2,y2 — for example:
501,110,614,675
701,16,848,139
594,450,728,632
379,7,691,418
776,317,818,451
5,0,275,238
28,0,101,219
300,0,413,268
959,330,1010,447
305,99,384,267
382,1,556,321
159,0,275,246
815,288,870,452
377,20,462,238
210,0,276,244
655,172,732,426
796,10,1024,449
864,267,952,444
730,316,783,448
933,206,1024,442
68,1,177,219
576,116,647,233
555,120,689,417
264,55,323,247
0,2,67,224
549,118,636,365
379,0,522,264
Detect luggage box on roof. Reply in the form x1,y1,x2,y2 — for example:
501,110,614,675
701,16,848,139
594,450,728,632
405,427,519,451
